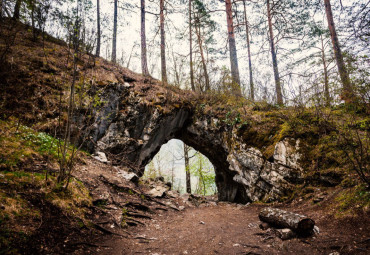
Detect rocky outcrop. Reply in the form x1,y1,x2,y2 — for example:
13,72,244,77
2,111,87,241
84,83,304,204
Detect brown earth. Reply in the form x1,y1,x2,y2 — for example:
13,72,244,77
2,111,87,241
79,201,369,255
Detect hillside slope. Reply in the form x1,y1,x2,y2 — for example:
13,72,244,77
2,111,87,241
0,19,369,254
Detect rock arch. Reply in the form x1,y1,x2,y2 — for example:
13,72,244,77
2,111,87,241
87,83,303,204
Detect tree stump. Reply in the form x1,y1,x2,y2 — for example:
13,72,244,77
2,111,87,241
259,207,315,235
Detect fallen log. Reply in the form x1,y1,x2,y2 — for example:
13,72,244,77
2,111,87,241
258,207,315,235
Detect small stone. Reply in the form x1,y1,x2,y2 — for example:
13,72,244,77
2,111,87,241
313,196,324,203
143,134,150,141
146,186,168,198
248,223,257,228
276,228,296,240
200,221,205,225
119,171,139,183
123,82,132,88
313,225,320,234
328,252,340,255
233,243,240,247
259,222,270,230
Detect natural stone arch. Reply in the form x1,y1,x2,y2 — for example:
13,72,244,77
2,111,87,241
86,83,303,204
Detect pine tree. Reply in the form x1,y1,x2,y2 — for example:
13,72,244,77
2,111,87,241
324,0,353,102
95,0,101,57
141,0,149,76
189,0,195,91
160,0,167,84
225,0,241,97
243,0,254,101
13,0,21,20
267,0,283,105
112,0,118,63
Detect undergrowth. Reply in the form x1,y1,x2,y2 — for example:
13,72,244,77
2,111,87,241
334,185,370,217
0,119,92,254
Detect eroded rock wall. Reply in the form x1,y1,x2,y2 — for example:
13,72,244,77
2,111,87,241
86,83,304,203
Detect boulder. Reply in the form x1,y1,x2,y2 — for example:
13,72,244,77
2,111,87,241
146,185,168,198
93,152,108,163
119,170,139,183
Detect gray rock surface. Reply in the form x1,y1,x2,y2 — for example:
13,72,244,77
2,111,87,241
83,83,304,203
93,152,108,163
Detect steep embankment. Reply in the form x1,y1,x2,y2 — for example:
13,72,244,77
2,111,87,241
0,20,369,254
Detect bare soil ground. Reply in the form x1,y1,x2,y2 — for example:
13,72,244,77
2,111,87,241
84,202,369,255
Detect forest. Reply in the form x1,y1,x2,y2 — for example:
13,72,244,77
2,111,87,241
1,0,369,104
0,0,369,254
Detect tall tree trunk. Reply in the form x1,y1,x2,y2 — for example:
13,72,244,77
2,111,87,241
160,0,167,84
184,144,191,194
225,0,241,97
194,15,210,91
197,158,206,195
267,0,283,105
0,0,3,21
324,0,353,102
31,0,35,41
13,0,21,20
172,50,181,87
189,0,195,91
96,0,101,57
112,0,118,63
141,0,149,76
243,0,254,101
320,34,330,106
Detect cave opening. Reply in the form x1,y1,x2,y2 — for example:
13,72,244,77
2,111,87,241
142,139,217,196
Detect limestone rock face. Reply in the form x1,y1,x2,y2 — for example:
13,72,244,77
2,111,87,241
84,83,304,203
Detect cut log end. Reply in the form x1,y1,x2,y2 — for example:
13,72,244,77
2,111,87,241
298,218,315,232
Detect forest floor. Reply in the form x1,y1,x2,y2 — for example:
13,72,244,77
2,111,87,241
83,199,369,255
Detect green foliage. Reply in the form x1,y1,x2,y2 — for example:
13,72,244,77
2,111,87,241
335,185,370,216
0,120,76,170
190,152,216,196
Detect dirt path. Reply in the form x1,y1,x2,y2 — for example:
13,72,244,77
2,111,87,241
89,203,369,255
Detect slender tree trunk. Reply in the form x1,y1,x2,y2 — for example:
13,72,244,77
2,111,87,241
324,0,353,102
112,0,118,63
189,0,195,91
194,16,210,91
171,160,174,187
243,0,254,101
198,158,206,195
184,144,191,194
267,0,283,105
0,0,3,21
160,0,167,84
13,0,21,20
320,35,330,106
172,50,181,87
225,0,241,97
2,0,11,19
96,0,101,57
126,44,135,69
30,0,36,41
141,0,149,76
